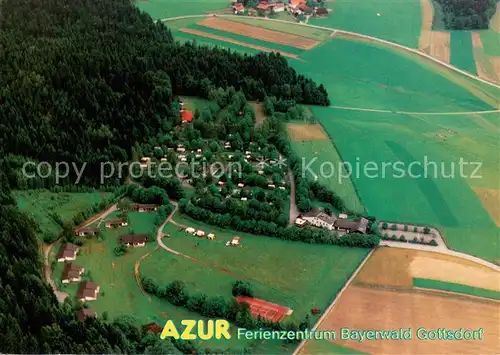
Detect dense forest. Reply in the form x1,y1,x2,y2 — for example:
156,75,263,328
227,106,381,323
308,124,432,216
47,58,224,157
434,0,498,29
0,0,329,186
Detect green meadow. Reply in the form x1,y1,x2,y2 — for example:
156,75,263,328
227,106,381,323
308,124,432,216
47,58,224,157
290,139,365,214
136,0,228,20
141,213,369,324
311,106,499,261
450,32,477,75
413,278,500,300
308,0,422,48
14,190,111,238
292,37,497,111
52,211,286,353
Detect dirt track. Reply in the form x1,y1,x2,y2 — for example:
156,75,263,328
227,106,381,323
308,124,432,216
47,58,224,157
198,17,319,50
179,28,299,59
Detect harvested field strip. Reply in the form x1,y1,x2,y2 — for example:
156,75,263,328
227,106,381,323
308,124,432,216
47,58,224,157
473,187,500,226
450,31,478,75
315,286,500,354
178,28,298,59
198,17,320,50
419,0,433,51
190,24,304,55
225,16,333,41
287,123,329,141
429,31,450,63
414,278,500,300
490,3,500,32
471,32,499,83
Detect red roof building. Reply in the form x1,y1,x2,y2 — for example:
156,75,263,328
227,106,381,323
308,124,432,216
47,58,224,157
181,109,193,123
257,2,269,10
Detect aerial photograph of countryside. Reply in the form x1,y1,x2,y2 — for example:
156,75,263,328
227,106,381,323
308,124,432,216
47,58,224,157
0,0,498,354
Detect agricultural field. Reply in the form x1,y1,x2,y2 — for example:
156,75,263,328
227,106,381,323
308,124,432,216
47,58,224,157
308,0,422,48
135,0,228,20
288,131,364,214
310,106,500,261
14,190,112,239
142,213,370,325
471,32,500,83
301,248,500,354
450,31,478,75
293,36,499,111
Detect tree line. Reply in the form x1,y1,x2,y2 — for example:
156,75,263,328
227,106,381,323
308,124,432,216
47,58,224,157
141,278,310,344
434,0,497,30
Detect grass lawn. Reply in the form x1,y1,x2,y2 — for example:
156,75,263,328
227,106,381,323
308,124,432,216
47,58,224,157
450,31,478,75
302,339,366,354
290,140,364,214
143,213,370,326
136,0,228,20
52,211,286,353
311,106,499,262
413,278,500,300
308,0,422,48
225,16,334,41
14,189,112,239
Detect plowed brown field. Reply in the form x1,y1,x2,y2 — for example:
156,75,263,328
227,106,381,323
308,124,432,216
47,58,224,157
314,286,500,354
198,17,320,50
179,28,298,59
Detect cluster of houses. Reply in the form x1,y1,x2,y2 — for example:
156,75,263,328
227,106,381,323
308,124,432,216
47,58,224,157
232,0,328,17
185,227,216,240
56,243,100,321
295,208,369,234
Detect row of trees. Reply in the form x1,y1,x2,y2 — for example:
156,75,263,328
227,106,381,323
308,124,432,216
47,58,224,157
434,0,497,30
142,278,309,343
179,199,379,248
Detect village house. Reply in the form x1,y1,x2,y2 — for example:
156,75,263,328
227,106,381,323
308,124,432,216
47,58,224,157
140,157,151,163
207,233,216,240
61,263,84,284
57,243,79,262
77,308,97,322
338,213,348,219
257,1,268,11
74,226,100,237
119,234,148,247
288,0,306,10
294,217,307,227
176,146,186,152
77,281,100,302
130,203,159,212
273,2,285,12
160,157,168,162
105,218,128,228
233,2,245,14
335,217,369,234
185,227,196,234
315,7,328,17
142,322,163,334
181,109,193,123
296,4,313,15
301,209,337,231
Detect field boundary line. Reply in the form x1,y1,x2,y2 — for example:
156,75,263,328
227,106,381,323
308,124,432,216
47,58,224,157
160,15,500,90
413,286,500,303
292,248,374,355
329,105,500,115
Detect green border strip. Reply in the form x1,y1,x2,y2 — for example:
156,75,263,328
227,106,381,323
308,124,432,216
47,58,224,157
413,278,500,300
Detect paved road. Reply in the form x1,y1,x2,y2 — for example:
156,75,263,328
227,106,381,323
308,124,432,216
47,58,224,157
43,203,118,303
160,14,500,90
288,170,299,226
